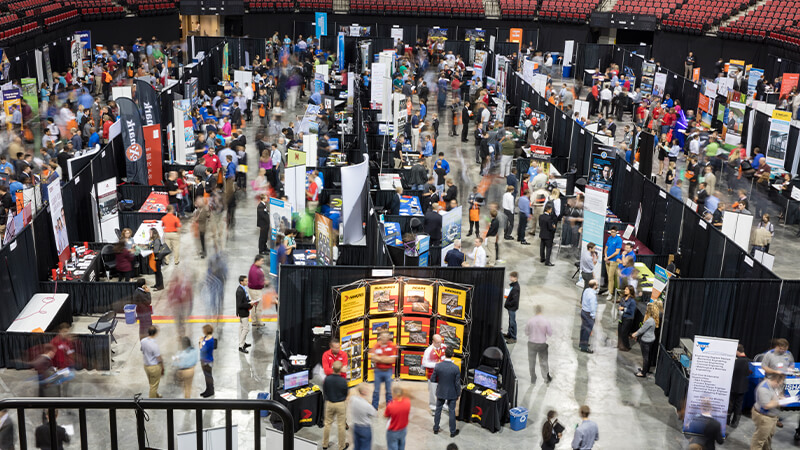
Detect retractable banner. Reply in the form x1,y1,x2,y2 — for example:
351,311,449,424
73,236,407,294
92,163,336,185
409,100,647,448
134,79,161,126
683,336,738,438
117,97,148,184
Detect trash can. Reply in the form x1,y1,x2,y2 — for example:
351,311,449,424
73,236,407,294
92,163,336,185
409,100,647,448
124,304,137,325
509,407,528,431
257,392,271,417
562,65,572,78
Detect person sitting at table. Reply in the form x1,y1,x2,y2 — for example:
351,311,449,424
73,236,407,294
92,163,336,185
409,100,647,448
114,240,135,282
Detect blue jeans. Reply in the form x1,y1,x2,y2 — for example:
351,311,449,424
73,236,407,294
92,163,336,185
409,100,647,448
433,398,457,434
412,184,425,191
353,424,372,450
386,428,406,450
507,309,517,339
372,369,393,409
318,156,328,167
580,310,595,348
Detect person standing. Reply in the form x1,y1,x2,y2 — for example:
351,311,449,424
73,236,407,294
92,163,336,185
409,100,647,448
466,187,483,236
541,410,565,450
485,210,499,267
580,243,598,288
247,255,267,328
688,400,724,450
422,334,448,414
349,384,376,450
603,226,623,298
236,275,253,354
161,205,181,265
504,272,520,343
256,194,270,255
461,101,471,143
148,228,166,290
34,410,70,450
580,280,598,353
322,361,349,450
466,237,487,267
384,384,411,450
526,304,553,383
517,190,531,245
322,341,349,378
571,405,599,450
502,186,515,240
199,324,216,398
726,344,751,428
172,336,198,399
617,286,636,351
631,303,659,377
751,373,785,450
0,409,14,450
370,332,397,409
538,204,556,266
685,52,695,78
444,239,465,267
761,338,794,429
141,326,164,398
431,347,461,438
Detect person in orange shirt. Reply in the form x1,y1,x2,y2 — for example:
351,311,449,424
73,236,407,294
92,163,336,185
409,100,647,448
161,205,181,265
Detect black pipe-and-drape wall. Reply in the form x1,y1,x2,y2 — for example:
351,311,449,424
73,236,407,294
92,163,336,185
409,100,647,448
0,226,39,330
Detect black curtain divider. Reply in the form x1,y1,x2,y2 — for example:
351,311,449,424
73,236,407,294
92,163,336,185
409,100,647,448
61,166,97,244
729,280,782,355
38,281,138,315
635,181,659,245
117,184,169,210
0,332,110,371
775,281,800,358
119,212,167,232
0,226,39,330
702,227,726,278
654,343,689,409
494,42,520,56
33,207,58,282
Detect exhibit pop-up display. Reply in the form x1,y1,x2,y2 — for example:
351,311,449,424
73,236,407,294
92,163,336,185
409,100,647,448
333,277,472,386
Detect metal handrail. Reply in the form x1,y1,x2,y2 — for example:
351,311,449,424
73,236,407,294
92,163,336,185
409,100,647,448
0,397,295,450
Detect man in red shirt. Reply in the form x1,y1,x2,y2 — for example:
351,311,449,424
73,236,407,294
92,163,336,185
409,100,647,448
50,323,76,370
370,332,397,409
422,334,447,414
384,384,410,449
322,341,348,378
203,147,222,174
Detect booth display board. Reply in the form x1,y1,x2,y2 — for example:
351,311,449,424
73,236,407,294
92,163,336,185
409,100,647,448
652,72,667,99
2,88,20,131
651,265,674,302
399,195,423,216
314,213,334,265
440,206,462,264
391,27,403,45
683,336,738,438
143,124,163,186
588,144,615,191
47,181,70,263
767,109,791,167
698,94,712,128
522,59,537,86
641,62,655,94
333,278,472,386
95,177,119,243
728,60,745,77
728,101,745,135
747,69,764,98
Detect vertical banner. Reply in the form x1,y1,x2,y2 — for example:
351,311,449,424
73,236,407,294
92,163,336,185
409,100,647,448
143,124,163,186
641,61,655,93
47,181,70,263
20,78,38,120
341,156,368,245
651,265,674,302
780,73,799,100
315,12,328,40
692,67,700,82
185,77,198,106
588,145,615,191
370,62,386,109
134,79,161,126
337,32,346,72
767,109,792,167
42,44,53,88
284,166,306,214
563,40,575,67
683,336,738,438
698,94,712,128
95,177,119,243
509,28,522,57
269,196,292,242
314,213,335,265
222,43,230,82
2,88,20,131
440,206,463,265
117,97,149,185
747,68,764,97
652,72,667,98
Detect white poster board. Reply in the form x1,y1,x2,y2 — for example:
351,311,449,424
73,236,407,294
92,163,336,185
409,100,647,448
721,210,754,251
303,134,318,168
233,70,253,89
370,62,386,109
47,181,69,260
177,425,237,450
532,74,548,96
574,99,589,120
111,86,132,100
95,177,119,243
683,336,738,438
391,27,404,45
341,155,369,245
563,40,575,66
284,166,306,214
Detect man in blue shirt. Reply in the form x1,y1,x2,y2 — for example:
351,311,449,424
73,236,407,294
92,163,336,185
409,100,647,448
506,167,518,196
422,135,434,159
603,226,623,298
224,155,237,181
0,156,13,175
753,148,765,170
444,239,465,267
580,280,598,353
619,242,636,271
669,179,683,200
517,190,531,244
87,127,101,149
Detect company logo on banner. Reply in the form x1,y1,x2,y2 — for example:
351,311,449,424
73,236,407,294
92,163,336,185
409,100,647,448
134,79,161,126
780,73,799,100
338,32,345,72
143,124,163,186
315,12,327,39
117,97,149,184
683,336,737,438
767,109,792,167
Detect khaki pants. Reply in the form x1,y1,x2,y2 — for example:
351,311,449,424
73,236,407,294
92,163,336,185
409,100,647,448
177,367,195,398
605,261,619,294
411,127,421,152
322,400,347,450
239,317,250,348
164,231,180,264
751,408,778,450
144,365,162,398
485,235,497,266
248,288,262,326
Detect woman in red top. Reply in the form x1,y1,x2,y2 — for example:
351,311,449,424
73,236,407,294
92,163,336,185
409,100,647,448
384,384,410,449
102,114,113,142
176,170,190,216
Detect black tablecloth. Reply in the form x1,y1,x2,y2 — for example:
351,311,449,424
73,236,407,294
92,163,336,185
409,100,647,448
79,255,100,282
654,345,689,410
457,387,510,433
38,281,139,315
274,389,324,432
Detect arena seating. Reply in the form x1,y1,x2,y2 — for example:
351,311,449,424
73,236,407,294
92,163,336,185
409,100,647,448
662,0,751,33
43,9,80,29
611,0,686,19
296,0,331,12
120,0,178,16
62,0,126,19
350,0,484,17
539,0,601,23
719,0,798,41
246,0,295,12
497,0,537,19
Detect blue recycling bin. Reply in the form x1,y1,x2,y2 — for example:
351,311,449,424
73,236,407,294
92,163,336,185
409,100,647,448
562,65,573,78
509,407,528,431
124,304,137,325
257,392,271,417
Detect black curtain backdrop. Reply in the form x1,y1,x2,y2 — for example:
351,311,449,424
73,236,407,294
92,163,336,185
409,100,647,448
38,282,138,315
33,208,58,282
0,332,111,371
0,226,38,330
775,281,800,357
62,169,97,244
118,184,169,210
119,212,167,232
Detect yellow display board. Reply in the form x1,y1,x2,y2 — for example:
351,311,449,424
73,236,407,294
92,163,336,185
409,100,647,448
339,321,365,387
436,319,465,354
437,286,467,321
369,282,399,315
402,283,434,315
340,286,367,323
399,316,431,347
398,350,427,381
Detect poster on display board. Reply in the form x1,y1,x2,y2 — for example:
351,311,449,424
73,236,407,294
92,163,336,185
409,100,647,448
651,265,674,302
529,145,552,176
698,94,712,128
437,286,466,321
172,99,194,164
47,182,70,263
683,336,738,438
399,350,427,381
369,281,400,315
399,316,431,347
781,73,799,100
747,68,764,97
532,74,548,96
465,28,486,42
522,59,538,86
728,101,745,134
588,145,615,191
367,317,398,348
435,319,464,354
222,43,230,81
314,213,334,265
339,285,367,323
728,60,745,77
402,282,434,315
95,178,119,243
2,88,20,131
473,50,487,79
693,67,701,82
441,206,462,250
767,109,792,167
233,70,253,91
652,72,667,99
185,77,198,106
428,28,448,53
20,78,37,120
269,197,292,244
391,27,404,45
717,78,733,98
641,61,655,93
338,321,364,387
518,99,530,129
370,62,386,109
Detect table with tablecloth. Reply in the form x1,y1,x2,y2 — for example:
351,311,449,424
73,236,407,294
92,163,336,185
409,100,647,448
744,362,800,411
457,386,510,433
273,388,324,432
7,294,72,333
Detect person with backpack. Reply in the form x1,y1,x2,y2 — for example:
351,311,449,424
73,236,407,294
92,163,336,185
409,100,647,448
540,410,564,450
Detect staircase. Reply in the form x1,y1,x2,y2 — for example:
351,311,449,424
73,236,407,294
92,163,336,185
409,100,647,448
597,0,619,12
333,0,348,13
483,0,500,19
711,0,768,33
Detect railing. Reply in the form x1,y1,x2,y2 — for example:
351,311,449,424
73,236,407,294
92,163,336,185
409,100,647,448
0,396,296,450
